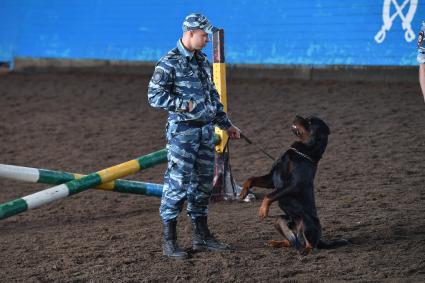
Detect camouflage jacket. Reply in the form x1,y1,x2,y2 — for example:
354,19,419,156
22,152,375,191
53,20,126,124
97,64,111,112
147,39,232,129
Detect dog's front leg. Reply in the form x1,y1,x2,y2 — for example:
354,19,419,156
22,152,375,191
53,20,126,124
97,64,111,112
259,196,271,219
259,184,294,219
240,178,254,200
240,174,273,200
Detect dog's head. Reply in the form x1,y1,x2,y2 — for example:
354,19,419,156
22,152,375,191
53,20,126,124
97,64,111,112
291,115,330,162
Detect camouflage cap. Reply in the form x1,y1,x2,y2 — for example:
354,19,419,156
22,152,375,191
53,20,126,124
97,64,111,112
182,13,218,34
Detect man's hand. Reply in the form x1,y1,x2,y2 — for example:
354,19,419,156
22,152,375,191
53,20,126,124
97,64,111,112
188,100,194,112
226,124,241,139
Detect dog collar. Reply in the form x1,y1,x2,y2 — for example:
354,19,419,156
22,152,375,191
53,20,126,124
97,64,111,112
289,147,315,163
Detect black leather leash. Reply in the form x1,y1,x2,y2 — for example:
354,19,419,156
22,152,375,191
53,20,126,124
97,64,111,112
240,133,275,161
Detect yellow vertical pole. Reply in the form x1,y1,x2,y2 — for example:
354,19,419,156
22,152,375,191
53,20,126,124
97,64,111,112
212,29,228,153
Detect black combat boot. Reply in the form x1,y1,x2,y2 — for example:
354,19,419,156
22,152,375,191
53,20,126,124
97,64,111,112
191,216,229,252
162,219,189,260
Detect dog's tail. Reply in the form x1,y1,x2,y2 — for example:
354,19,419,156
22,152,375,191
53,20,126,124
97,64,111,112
317,239,351,249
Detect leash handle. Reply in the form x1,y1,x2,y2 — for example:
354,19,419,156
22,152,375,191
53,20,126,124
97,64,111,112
240,133,275,161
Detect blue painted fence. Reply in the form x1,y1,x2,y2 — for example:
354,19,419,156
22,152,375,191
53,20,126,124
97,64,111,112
0,0,424,67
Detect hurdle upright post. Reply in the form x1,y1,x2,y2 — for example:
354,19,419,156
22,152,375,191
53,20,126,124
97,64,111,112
211,28,240,200
213,28,228,153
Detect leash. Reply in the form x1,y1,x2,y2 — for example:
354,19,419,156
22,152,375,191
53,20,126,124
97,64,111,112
240,133,275,161
221,136,238,197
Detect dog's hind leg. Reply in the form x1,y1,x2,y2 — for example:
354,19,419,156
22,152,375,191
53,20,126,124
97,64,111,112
267,239,291,248
300,216,322,254
267,216,302,250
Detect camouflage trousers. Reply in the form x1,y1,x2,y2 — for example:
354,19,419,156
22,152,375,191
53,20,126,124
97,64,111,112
160,121,215,222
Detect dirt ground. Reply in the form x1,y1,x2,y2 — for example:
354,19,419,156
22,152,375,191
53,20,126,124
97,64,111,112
0,71,424,282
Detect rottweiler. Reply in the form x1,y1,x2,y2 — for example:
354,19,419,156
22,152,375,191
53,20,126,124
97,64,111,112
240,115,349,254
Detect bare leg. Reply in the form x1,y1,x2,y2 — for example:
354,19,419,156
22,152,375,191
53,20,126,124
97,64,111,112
420,64,425,102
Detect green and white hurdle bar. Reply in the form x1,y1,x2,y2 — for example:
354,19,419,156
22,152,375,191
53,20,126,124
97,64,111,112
0,164,163,197
0,149,167,220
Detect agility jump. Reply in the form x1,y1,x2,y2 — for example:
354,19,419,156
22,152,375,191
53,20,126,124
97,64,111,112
0,133,224,220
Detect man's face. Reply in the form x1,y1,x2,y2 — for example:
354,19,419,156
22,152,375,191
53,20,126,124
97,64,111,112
190,29,210,50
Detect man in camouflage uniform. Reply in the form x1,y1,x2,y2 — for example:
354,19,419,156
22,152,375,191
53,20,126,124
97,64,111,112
147,13,240,260
418,21,425,102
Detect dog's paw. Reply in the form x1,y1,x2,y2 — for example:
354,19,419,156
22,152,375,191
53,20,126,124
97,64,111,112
258,198,270,219
239,181,251,200
267,240,290,248
298,246,318,256
239,189,249,200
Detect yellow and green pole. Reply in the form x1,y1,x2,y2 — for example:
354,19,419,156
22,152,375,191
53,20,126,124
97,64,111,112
0,164,163,197
0,149,167,220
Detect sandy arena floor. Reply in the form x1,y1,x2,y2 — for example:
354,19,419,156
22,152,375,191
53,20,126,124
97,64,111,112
0,72,424,282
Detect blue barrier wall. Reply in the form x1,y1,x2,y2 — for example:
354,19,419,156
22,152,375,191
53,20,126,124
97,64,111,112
0,0,424,67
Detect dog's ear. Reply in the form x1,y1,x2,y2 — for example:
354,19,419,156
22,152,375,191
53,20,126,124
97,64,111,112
322,123,330,136
307,116,330,136
293,115,309,129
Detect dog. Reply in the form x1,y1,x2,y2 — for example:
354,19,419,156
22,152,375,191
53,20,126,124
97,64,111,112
240,115,349,254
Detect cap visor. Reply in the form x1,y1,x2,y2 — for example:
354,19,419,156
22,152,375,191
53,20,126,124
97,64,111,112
203,24,219,34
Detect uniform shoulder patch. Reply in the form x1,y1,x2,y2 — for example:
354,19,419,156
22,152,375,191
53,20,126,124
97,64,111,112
418,31,424,47
152,68,165,83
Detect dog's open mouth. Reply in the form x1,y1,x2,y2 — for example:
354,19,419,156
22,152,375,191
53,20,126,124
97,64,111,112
292,116,311,140
291,124,301,137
